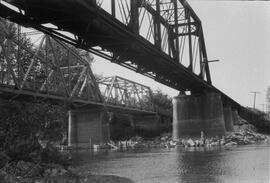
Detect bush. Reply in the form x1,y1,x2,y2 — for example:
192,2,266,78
0,100,67,162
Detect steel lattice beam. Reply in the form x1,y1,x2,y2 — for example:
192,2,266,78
98,75,172,116
0,23,161,114
0,0,242,110
98,75,154,111
0,0,211,90
0,26,103,104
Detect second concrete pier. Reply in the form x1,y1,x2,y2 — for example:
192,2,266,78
173,92,226,140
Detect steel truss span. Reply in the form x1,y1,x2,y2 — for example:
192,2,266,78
0,30,103,106
98,76,154,111
0,0,241,109
0,24,160,114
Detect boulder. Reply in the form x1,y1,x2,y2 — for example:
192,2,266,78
225,142,237,146
186,139,195,147
160,136,167,141
169,140,176,147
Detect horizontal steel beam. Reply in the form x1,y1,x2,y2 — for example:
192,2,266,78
0,0,243,111
0,86,157,115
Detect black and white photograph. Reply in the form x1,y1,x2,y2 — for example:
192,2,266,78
0,0,269,182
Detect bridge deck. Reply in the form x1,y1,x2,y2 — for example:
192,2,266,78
0,85,157,115
0,0,241,109
0,1,210,91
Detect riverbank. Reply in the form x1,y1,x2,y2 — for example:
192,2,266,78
0,143,134,183
110,122,269,150
0,132,268,183
0,160,134,183
0,120,268,183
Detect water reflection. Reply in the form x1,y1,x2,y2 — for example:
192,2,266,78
72,144,270,183
177,147,226,183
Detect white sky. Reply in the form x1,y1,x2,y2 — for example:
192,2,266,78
91,1,270,111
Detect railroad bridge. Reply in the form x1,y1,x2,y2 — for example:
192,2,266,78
0,30,171,146
0,0,246,146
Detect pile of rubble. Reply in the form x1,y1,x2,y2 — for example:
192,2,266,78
112,132,176,150
179,130,268,148
224,129,267,145
111,124,269,150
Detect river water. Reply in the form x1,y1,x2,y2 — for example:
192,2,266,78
73,143,270,183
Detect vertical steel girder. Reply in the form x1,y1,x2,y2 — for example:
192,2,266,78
0,0,212,87
0,0,245,112
0,26,103,103
107,0,211,83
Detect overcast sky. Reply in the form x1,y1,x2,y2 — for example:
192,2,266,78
92,1,270,110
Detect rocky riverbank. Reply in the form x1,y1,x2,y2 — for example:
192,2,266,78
1,119,268,183
112,123,269,150
0,129,268,183
0,160,134,183
0,143,134,183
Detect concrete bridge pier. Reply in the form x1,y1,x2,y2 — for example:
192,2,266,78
68,107,109,148
173,92,226,140
232,110,240,125
223,106,234,132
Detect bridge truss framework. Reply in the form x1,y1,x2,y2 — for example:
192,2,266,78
0,24,167,114
0,0,241,109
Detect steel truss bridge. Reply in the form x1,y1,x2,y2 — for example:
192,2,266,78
98,76,153,110
0,28,170,115
0,0,241,109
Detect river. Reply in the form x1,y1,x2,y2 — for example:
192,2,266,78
73,143,270,183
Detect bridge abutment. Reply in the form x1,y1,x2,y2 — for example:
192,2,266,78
223,106,234,132
173,92,226,140
68,107,109,148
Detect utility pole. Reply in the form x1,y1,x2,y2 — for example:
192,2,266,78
250,91,260,109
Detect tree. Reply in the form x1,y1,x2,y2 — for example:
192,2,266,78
0,18,68,162
0,100,67,161
266,86,270,117
152,89,172,110
0,18,100,157
0,18,38,87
